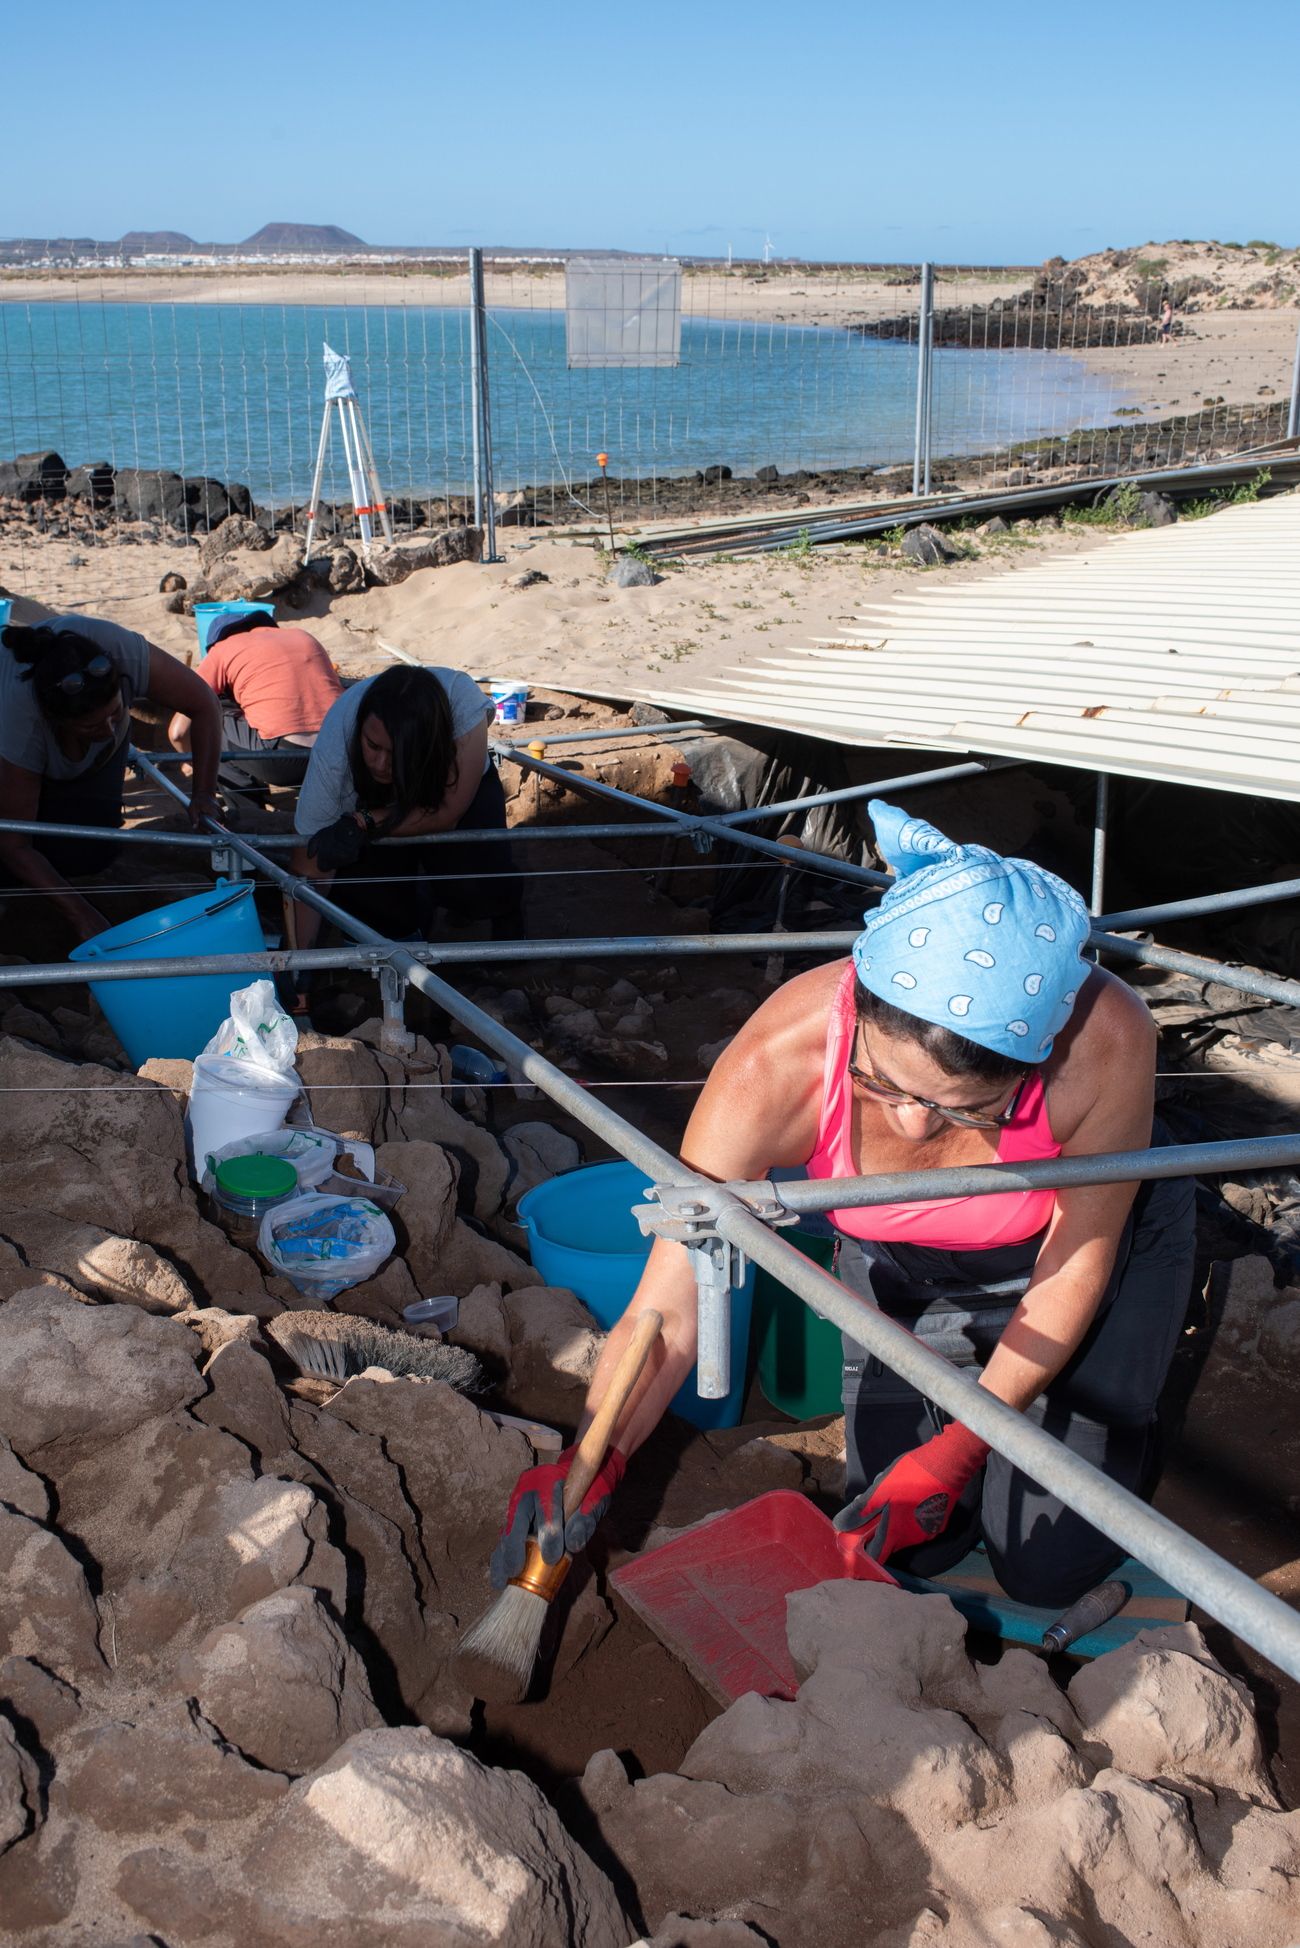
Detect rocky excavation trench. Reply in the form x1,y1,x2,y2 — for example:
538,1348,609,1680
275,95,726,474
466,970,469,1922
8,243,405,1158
0,1004,1298,1947
1,735,1300,1942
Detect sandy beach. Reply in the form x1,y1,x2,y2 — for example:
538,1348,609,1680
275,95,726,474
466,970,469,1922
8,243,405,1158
0,517,1115,708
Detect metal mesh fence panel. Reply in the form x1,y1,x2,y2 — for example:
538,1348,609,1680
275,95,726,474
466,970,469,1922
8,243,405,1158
0,246,1295,545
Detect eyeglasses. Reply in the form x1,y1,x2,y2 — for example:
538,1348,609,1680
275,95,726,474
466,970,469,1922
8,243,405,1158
54,653,114,697
847,1025,1028,1131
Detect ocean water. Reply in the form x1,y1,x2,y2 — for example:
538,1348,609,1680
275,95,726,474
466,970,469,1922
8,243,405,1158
0,301,1122,506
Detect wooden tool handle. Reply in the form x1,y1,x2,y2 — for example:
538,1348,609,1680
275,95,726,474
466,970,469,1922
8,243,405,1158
562,1309,663,1520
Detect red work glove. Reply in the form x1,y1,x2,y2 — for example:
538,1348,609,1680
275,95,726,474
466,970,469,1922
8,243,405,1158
833,1421,990,1564
489,1444,627,1589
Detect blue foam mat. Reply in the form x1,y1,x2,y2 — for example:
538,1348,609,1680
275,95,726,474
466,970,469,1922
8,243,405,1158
893,1547,1188,1659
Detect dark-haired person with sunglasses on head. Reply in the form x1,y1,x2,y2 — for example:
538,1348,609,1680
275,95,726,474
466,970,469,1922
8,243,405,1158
490,800,1195,1614
0,615,222,942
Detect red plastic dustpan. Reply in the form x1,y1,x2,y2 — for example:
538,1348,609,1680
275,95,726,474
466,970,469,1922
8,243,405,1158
610,1489,897,1705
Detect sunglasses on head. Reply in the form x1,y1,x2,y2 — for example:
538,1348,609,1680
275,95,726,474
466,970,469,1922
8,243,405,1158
848,1024,1028,1131
53,653,115,698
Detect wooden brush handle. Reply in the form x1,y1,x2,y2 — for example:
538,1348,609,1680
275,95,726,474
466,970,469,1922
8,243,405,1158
562,1309,662,1520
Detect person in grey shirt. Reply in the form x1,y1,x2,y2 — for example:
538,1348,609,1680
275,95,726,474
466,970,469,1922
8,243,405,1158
0,615,222,943
286,664,521,1011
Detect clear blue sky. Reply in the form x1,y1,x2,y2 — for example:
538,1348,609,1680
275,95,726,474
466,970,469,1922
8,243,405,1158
4,0,1296,263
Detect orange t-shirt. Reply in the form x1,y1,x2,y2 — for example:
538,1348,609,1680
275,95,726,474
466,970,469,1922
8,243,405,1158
198,627,343,740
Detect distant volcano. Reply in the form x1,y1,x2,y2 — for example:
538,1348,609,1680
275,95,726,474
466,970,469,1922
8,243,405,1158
120,230,199,253
239,222,368,252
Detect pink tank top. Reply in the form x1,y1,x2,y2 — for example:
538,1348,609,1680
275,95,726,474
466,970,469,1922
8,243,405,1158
806,967,1060,1248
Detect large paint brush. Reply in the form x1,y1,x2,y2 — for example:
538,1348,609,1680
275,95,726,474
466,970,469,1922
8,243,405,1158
454,1308,663,1705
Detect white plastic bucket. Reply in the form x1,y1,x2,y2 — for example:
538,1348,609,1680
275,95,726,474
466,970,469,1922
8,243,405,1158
186,1054,299,1178
489,679,528,730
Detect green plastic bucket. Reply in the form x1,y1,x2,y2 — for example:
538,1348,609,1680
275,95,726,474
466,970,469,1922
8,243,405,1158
752,1234,844,1420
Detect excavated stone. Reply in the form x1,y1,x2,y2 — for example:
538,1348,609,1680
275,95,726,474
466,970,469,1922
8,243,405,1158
51,1705,290,1833
137,1054,193,1109
296,1032,389,1141
498,1283,607,1423
451,1281,512,1370
3,1210,193,1313
375,1138,457,1283
179,1587,383,1774
0,1435,52,1521
635,1924,772,1947
391,1100,509,1219
335,1255,422,1327
53,1409,343,1666
438,1216,534,1296
1068,1625,1277,1803
193,1338,296,1467
0,1233,60,1302
501,1121,582,1205
0,1041,269,1311
0,1715,40,1854
596,1769,914,1948
241,1728,630,1946
0,1284,203,1465
0,1658,83,1747
181,1305,264,1363
284,1394,459,1731
0,1507,104,1678
682,1583,1010,1838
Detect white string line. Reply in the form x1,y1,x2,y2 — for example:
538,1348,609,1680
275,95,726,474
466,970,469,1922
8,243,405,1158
0,859,802,902
0,1074,1271,1096
486,312,598,519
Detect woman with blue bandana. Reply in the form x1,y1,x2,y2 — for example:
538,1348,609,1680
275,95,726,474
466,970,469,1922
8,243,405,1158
492,801,1195,1611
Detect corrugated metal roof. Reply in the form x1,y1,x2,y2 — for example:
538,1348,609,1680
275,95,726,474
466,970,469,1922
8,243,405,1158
568,494,1300,799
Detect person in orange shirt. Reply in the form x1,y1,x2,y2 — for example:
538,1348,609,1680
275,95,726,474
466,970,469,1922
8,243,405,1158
167,611,342,789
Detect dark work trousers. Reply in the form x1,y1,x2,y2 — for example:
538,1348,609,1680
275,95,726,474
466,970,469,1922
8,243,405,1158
22,743,130,877
835,1125,1196,1607
219,703,313,791
327,764,523,940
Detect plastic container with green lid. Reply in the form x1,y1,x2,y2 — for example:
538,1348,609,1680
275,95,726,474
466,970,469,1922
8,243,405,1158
211,1153,299,1243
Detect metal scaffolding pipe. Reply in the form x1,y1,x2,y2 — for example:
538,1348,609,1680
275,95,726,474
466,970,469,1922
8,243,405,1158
120,746,1300,1686
715,1199,1300,1686
1094,933,1300,1008
0,814,715,853
491,743,1300,1010
0,930,861,991
754,1131,1300,1218
1099,874,1300,932
711,759,1015,828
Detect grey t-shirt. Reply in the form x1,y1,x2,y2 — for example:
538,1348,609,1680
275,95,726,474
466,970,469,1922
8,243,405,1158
294,669,493,836
0,615,153,781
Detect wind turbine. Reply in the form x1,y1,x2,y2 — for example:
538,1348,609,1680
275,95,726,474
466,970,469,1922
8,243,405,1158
762,233,775,265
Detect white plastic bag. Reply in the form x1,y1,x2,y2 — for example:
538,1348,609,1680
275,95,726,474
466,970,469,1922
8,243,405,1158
199,1125,339,1196
203,978,299,1075
258,1192,395,1301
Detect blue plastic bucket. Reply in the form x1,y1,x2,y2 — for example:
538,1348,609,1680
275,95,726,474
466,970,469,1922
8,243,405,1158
194,601,275,658
69,881,268,1064
0,598,12,634
517,1159,754,1430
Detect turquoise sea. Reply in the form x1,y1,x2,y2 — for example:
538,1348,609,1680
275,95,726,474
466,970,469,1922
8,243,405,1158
0,301,1122,505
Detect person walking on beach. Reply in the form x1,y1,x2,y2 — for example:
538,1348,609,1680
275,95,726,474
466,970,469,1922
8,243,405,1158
0,614,221,942
492,801,1195,1612
167,611,342,790
1157,295,1174,345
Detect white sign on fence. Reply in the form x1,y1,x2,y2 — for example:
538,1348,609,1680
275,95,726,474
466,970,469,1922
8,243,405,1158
565,258,682,368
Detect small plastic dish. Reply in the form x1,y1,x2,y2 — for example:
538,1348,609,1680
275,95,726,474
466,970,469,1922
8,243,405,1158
403,1296,459,1332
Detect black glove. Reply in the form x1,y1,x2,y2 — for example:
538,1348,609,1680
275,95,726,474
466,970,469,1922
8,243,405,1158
308,814,368,872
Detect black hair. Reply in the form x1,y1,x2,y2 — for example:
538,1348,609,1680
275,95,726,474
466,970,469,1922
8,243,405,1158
853,975,1034,1087
2,623,124,722
349,666,457,816
210,610,277,645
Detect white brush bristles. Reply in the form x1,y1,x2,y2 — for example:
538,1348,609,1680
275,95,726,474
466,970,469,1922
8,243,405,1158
456,1584,549,1703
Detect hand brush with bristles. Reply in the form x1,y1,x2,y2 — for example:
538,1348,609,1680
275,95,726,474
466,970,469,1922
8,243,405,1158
453,1307,663,1706
266,1310,484,1394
